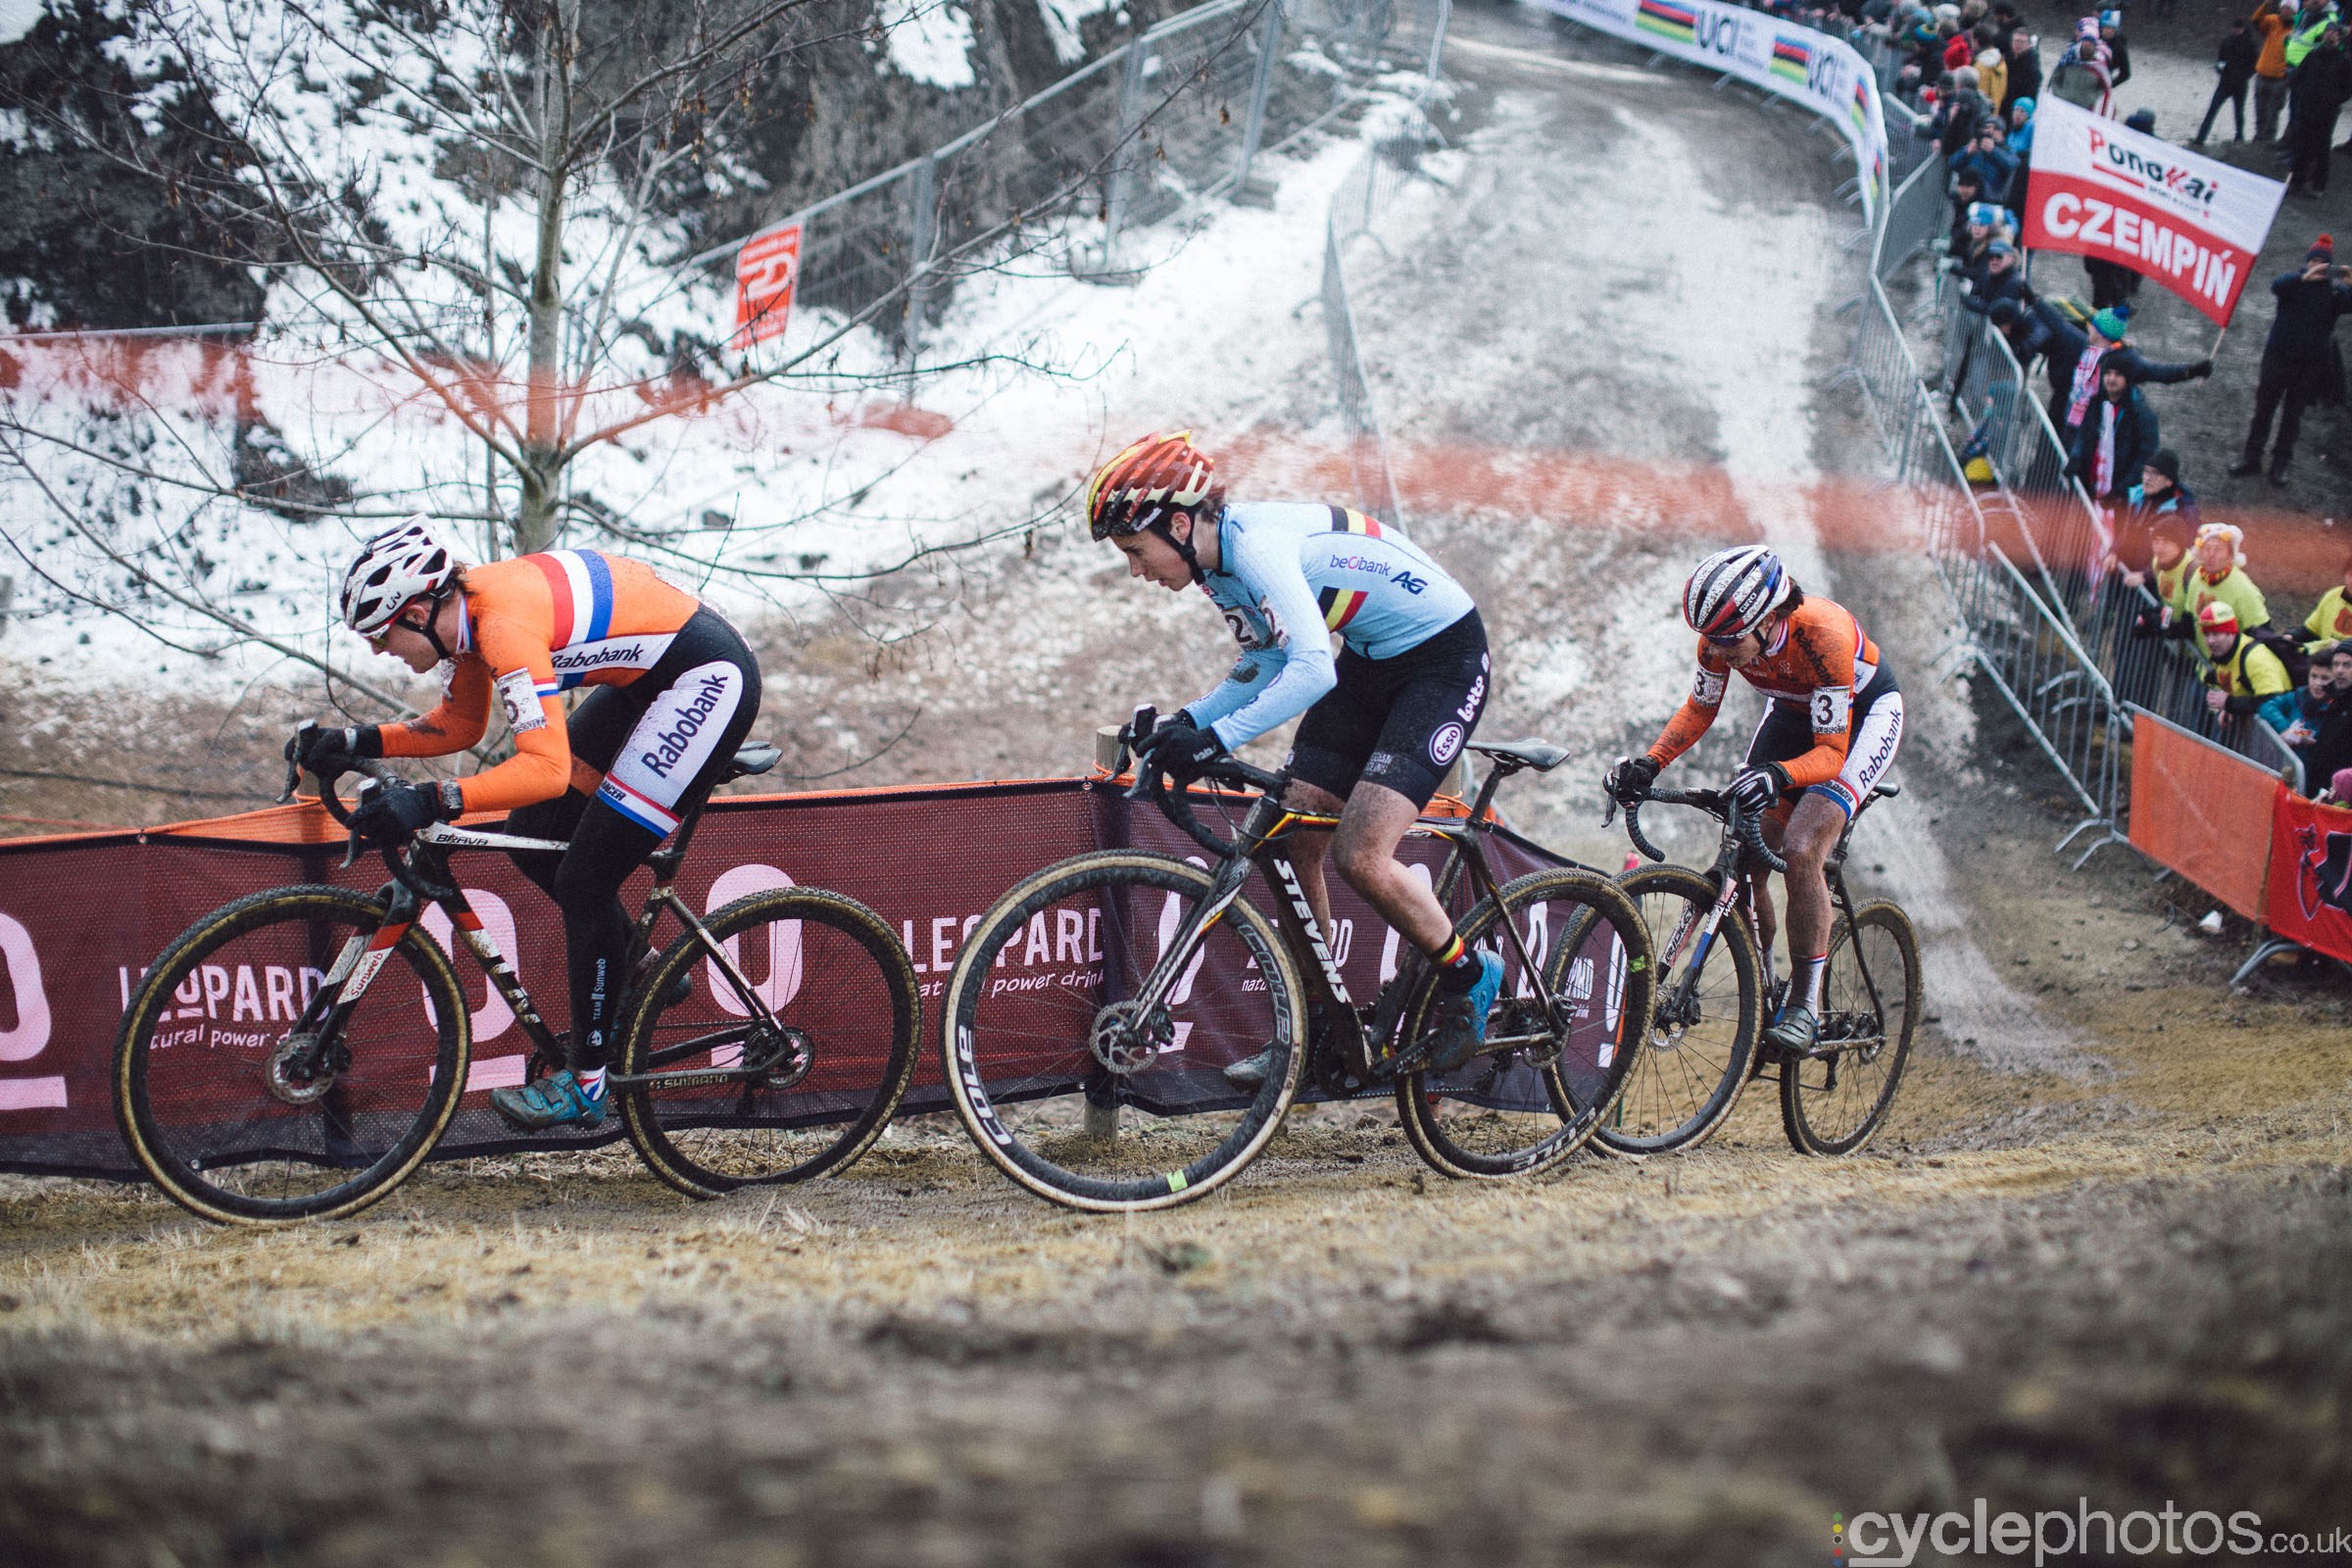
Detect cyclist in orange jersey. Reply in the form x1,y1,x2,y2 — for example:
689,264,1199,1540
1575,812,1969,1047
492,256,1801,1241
291,520,761,1130
1603,546,1905,1055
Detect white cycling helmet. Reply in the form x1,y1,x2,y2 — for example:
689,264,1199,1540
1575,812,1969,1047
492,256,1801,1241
1683,545,1793,640
339,517,459,637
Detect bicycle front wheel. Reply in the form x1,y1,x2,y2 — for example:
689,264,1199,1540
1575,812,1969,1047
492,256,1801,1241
115,885,469,1225
1781,900,1920,1155
1395,867,1654,1179
941,851,1306,1212
1593,864,1760,1156
616,888,921,1198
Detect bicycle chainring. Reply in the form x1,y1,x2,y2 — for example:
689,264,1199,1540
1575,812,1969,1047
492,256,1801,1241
1089,1000,1174,1075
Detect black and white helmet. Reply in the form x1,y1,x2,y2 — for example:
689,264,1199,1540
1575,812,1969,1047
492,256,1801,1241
339,517,459,637
1682,545,1792,640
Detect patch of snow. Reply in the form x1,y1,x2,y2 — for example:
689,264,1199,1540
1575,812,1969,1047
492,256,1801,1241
876,0,978,89
0,0,43,48
1036,0,1117,65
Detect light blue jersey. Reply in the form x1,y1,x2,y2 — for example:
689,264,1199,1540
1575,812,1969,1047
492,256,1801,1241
1185,502,1475,748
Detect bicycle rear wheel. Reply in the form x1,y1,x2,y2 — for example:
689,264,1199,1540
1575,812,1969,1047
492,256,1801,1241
1780,901,1920,1155
941,851,1305,1212
1593,865,1760,1156
115,885,469,1224
616,888,920,1197
1395,867,1654,1179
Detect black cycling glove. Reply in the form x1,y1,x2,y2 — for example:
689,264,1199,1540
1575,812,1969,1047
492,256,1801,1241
288,722,383,775
1727,762,1791,815
1604,754,1660,803
349,778,453,843
1141,717,1227,782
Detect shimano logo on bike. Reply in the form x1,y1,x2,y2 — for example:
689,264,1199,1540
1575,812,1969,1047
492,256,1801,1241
640,673,736,779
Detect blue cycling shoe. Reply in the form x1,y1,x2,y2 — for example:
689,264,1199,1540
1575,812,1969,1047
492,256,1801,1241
488,1068,608,1131
1425,951,1504,1075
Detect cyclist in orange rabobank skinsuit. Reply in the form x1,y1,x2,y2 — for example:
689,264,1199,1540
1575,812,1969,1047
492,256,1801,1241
1604,547,1905,1057
292,521,762,1131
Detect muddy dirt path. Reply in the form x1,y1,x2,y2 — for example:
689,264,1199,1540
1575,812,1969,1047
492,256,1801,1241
5,7,2351,1566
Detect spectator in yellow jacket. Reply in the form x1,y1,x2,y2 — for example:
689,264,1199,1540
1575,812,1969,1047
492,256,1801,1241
2306,550,2352,650
2200,602,2293,716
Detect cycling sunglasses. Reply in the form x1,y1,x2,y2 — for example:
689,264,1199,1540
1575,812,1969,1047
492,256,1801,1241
1702,629,1752,649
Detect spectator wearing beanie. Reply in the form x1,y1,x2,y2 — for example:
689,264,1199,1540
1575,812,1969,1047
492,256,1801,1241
2197,602,2292,722
2254,0,2297,142
2230,234,2352,484
1963,237,2030,315
2196,18,2263,142
2050,17,2115,115
2303,549,2352,652
2112,449,2202,584
2043,306,2212,452
1949,116,2020,198
2099,10,2132,86
2065,356,2161,505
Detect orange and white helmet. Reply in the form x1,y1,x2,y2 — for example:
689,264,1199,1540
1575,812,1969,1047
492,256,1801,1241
1086,431,1222,541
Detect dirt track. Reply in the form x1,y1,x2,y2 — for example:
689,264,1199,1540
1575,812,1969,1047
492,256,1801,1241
6,6,2352,1564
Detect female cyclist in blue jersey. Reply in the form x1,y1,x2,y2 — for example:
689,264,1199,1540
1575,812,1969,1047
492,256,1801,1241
1087,431,1500,1076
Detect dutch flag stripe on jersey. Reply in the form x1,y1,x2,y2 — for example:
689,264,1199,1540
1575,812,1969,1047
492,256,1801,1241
528,550,618,692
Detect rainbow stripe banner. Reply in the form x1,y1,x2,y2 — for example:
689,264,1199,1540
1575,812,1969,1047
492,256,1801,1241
1635,0,1698,45
1770,36,1811,84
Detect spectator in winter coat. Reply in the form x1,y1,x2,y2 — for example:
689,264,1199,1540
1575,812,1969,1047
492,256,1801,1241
1976,48,2009,111
1963,238,2030,314
2283,24,2351,195
2259,645,2352,790
2003,26,2042,111
2302,550,2352,651
2255,0,2297,141
2039,306,2213,449
2196,18,2264,141
2066,358,2162,503
2099,10,2133,86
1937,70,1995,155
2198,602,2291,721
1950,117,2021,198
2049,17,2115,114
2230,234,2352,481
2111,450,2203,587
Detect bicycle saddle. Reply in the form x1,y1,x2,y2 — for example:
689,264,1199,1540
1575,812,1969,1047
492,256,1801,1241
726,743,782,780
1468,738,1571,773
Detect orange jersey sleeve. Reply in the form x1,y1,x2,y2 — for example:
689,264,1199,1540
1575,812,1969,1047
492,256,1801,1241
1646,642,1733,767
377,552,702,816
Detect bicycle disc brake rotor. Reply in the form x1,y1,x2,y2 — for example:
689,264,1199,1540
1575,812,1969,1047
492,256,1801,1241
744,1022,814,1090
1089,1000,1173,1075
265,1032,340,1105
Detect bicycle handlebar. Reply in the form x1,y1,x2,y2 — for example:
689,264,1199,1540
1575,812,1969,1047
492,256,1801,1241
1608,782,1789,874
281,724,460,900
1114,707,1288,859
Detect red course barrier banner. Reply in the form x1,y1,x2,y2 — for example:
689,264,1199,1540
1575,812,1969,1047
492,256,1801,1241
2265,791,2352,966
0,777,1565,1180
2127,710,2278,920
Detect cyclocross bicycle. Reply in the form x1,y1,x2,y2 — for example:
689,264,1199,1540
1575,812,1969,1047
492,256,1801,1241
1599,781,1919,1157
937,710,1655,1212
114,744,920,1224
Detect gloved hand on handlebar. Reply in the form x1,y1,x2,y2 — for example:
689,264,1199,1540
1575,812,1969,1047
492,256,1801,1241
286,721,382,775
1726,762,1791,815
1137,714,1227,783
1603,754,1660,803
349,778,459,844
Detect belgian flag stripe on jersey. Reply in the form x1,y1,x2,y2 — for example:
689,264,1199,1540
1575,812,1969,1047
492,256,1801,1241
1326,506,1384,539
1319,585,1368,630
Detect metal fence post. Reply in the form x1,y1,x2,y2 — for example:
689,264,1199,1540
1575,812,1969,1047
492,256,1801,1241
1099,38,1152,271
1230,0,1285,207
1424,0,1451,79
905,152,938,358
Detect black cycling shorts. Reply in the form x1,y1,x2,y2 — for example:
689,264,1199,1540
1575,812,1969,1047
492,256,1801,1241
1287,609,1489,808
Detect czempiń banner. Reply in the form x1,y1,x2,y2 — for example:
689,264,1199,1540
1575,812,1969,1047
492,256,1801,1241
2023,95,2286,327
1527,0,1887,224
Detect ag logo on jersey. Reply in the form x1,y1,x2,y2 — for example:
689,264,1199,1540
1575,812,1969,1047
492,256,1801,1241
1429,722,1466,767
